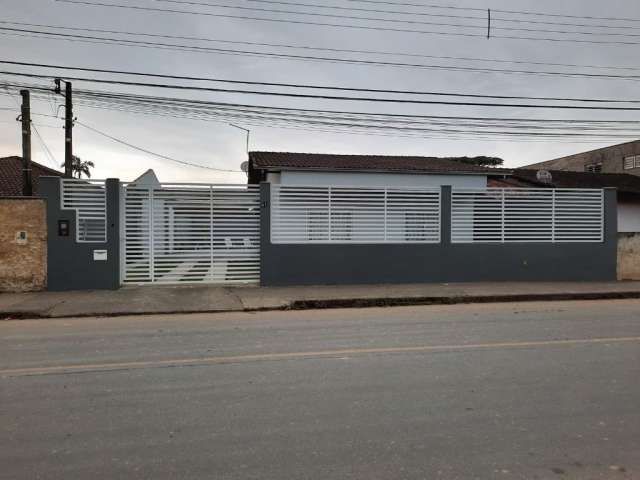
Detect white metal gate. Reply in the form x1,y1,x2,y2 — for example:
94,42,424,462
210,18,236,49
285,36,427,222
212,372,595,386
122,183,261,285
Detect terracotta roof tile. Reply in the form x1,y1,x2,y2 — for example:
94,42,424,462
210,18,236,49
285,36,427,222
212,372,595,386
0,156,62,196
249,151,495,175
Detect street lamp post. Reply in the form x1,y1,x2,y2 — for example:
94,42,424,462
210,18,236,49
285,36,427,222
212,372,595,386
229,124,250,154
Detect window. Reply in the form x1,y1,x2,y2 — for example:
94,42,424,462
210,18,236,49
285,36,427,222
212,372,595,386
585,163,603,173
624,155,640,170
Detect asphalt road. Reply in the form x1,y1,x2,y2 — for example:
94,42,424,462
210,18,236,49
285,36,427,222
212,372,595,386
1,300,640,480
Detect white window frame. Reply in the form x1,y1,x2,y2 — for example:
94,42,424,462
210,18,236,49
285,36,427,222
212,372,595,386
623,155,640,170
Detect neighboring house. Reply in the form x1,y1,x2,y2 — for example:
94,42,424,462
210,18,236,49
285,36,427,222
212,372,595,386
0,155,62,196
522,139,640,176
248,151,495,188
490,169,640,233
0,156,59,291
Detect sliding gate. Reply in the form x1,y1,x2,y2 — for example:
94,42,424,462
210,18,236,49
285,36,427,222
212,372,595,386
122,183,261,285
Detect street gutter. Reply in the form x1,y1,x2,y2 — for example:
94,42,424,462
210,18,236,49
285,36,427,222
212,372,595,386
3,289,640,320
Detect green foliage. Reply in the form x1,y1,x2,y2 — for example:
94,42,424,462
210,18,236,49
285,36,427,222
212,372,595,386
61,156,95,179
454,156,504,167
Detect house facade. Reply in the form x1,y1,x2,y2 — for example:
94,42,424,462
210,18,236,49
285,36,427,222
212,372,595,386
248,152,492,188
247,152,616,286
1,152,623,291
523,140,640,176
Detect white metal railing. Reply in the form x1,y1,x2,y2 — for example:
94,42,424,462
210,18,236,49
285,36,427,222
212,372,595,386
271,184,441,244
60,178,107,243
123,183,260,285
451,188,604,243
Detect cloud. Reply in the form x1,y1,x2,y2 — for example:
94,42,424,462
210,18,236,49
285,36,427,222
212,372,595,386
1,0,639,181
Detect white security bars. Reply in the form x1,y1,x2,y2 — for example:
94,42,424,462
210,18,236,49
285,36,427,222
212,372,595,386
123,183,260,285
271,185,441,244
60,178,107,242
451,188,604,243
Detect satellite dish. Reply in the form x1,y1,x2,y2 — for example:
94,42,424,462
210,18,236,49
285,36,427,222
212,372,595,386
240,161,249,172
536,169,553,184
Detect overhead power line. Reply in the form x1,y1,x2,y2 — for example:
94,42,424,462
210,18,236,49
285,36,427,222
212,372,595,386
53,0,640,45
6,69,640,110
5,60,640,104
345,0,640,23
152,0,640,37
5,27,640,81
5,81,640,139
144,0,492,32
76,120,241,172
5,80,636,126
5,20,640,72
5,80,640,142
32,122,59,169
243,0,640,31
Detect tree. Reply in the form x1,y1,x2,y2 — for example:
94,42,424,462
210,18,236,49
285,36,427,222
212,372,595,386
61,155,95,179
454,156,504,167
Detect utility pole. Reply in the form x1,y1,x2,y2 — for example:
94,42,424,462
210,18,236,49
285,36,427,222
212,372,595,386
20,90,32,196
64,81,73,178
56,78,74,178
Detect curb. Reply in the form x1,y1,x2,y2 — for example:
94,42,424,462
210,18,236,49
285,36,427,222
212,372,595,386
2,291,640,320
289,291,640,310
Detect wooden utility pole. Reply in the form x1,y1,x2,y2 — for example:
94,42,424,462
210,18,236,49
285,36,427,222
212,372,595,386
20,89,32,196
64,81,73,178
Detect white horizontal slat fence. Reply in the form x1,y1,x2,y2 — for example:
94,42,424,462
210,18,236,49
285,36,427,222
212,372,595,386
123,183,260,285
271,185,441,244
451,188,604,243
60,178,107,243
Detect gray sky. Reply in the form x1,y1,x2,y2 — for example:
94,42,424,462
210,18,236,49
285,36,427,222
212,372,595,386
1,0,640,183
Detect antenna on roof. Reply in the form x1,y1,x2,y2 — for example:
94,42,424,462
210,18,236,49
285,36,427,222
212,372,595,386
536,169,553,184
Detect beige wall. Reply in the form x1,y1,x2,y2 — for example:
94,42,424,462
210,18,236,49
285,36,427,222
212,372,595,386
0,198,47,291
618,233,640,280
526,140,640,176
619,201,640,233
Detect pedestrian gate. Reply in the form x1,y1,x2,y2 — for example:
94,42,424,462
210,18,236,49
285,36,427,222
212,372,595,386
121,183,261,285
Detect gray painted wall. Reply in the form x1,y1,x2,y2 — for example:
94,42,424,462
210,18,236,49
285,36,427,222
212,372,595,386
41,177,120,291
260,185,618,286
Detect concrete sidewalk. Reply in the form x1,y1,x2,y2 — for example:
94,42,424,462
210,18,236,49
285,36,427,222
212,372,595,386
2,281,640,319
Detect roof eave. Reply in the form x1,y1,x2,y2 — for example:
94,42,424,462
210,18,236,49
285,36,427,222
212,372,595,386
255,165,495,176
